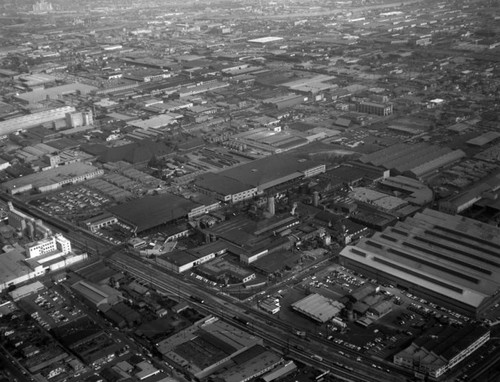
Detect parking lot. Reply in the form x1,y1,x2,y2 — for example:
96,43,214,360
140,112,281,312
30,185,112,222
21,289,84,330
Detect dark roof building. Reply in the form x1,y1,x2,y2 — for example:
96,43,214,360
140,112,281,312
358,143,465,178
217,152,325,192
108,193,200,233
81,139,172,164
394,325,490,378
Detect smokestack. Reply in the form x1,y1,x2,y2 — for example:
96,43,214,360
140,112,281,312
27,221,34,240
267,196,275,216
313,191,320,207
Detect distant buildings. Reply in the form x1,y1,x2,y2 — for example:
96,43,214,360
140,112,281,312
357,101,393,116
14,83,97,106
358,143,465,179
0,106,76,136
1,163,104,195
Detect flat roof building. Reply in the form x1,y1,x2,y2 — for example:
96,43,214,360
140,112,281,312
291,293,344,323
108,193,200,234
0,106,76,136
359,143,465,179
217,152,325,193
14,83,97,105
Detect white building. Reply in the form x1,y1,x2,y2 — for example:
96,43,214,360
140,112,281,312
0,233,87,292
26,234,71,258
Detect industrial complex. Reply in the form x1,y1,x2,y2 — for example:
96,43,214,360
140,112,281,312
1,1,500,382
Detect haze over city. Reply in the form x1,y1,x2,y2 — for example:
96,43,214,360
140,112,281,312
0,1,500,382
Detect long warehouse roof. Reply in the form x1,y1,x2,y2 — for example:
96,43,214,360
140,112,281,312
340,209,500,308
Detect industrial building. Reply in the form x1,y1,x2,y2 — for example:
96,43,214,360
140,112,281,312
262,94,306,109
213,345,283,382
156,316,263,379
197,256,256,284
359,143,465,179
339,209,500,318
357,101,393,116
378,176,433,206
291,293,345,323
71,280,123,308
0,106,76,136
394,325,490,378
1,163,104,195
81,212,118,233
228,128,310,154
0,233,87,292
195,173,258,203
108,193,201,234
439,170,500,215
156,247,218,273
217,152,325,193
14,83,97,105
127,113,182,130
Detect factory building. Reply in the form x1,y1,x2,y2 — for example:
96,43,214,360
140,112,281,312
0,106,76,136
1,163,104,195
156,316,263,380
14,83,97,105
394,325,490,378
439,170,500,215
195,173,258,203
357,101,393,116
339,209,500,318
359,143,465,179
216,152,325,194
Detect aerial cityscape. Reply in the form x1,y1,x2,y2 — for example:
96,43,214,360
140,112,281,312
0,0,500,382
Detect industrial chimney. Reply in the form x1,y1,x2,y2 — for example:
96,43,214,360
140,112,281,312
267,196,275,216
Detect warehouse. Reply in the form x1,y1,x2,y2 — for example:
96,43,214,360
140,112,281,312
218,152,325,193
195,173,258,203
156,317,263,379
1,162,103,195
291,293,344,323
14,83,97,105
108,193,200,234
339,209,500,318
394,325,490,378
358,143,465,179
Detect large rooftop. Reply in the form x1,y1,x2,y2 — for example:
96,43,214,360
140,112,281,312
359,143,465,177
291,293,344,323
218,152,324,191
1,162,101,192
195,173,255,196
340,209,500,309
108,193,200,233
